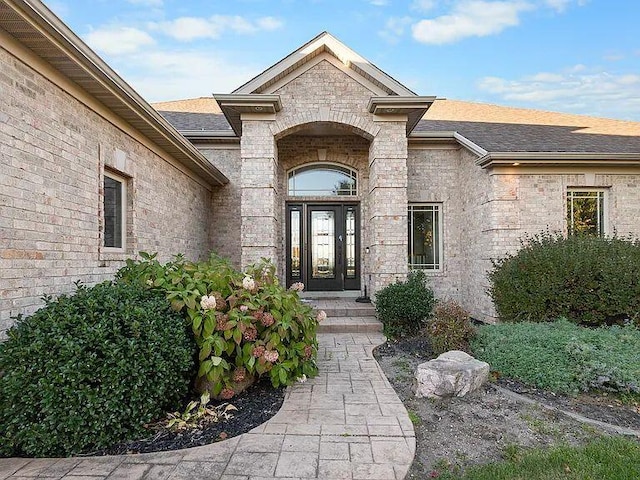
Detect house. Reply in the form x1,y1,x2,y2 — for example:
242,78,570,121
2,0,640,335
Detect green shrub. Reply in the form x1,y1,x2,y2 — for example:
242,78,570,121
116,253,319,397
374,270,436,337
489,232,640,326
471,319,640,395
0,282,195,457
428,300,476,355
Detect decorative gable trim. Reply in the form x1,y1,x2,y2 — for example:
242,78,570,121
233,32,415,96
260,53,389,96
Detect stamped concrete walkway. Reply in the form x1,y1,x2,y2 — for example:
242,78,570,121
1,306,415,480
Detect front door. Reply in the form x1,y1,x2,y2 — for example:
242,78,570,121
286,203,360,291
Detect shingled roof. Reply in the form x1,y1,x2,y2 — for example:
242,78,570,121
153,97,640,154
417,100,640,153
152,98,232,132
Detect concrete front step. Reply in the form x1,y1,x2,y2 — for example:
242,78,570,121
322,305,376,318
301,297,381,333
318,316,383,333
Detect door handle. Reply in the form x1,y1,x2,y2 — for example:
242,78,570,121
338,235,343,242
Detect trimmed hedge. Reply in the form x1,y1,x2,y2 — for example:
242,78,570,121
489,233,640,325
472,320,640,395
375,270,436,337
0,282,195,457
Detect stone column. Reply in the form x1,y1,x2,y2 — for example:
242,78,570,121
240,120,279,270
367,121,409,295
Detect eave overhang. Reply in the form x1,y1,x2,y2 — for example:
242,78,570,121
0,0,228,187
213,94,282,136
179,130,241,144
409,130,488,156
477,152,640,168
368,96,437,136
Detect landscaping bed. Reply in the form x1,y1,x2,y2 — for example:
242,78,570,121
374,334,640,479
87,378,285,456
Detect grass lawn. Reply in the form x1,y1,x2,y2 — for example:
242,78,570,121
438,436,640,480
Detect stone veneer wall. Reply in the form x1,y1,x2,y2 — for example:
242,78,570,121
368,123,409,294
461,168,640,322
458,149,494,321
200,146,243,267
0,47,212,335
239,121,279,268
276,135,370,287
407,146,464,301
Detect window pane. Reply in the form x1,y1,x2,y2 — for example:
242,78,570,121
408,205,441,270
288,164,356,196
311,211,335,279
104,176,123,248
290,209,301,279
567,191,604,236
345,209,356,278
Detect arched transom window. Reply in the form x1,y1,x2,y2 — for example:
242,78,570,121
288,163,357,197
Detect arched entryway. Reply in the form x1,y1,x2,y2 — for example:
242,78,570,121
276,122,371,291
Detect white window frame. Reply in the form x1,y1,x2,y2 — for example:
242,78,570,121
103,170,127,252
566,188,608,237
408,203,443,271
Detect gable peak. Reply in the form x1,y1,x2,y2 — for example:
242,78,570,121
232,31,415,96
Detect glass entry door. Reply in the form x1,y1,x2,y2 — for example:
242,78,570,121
286,204,360,291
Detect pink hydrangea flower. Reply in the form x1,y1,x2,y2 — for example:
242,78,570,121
200,295,217,311
220,388,235,400
316,310,327,322
252,346,265,358
243,325,258,341
261,312,275,327
263,350,279,363
233,367,247,383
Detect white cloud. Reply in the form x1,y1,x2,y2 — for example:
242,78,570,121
149,15,283,41
379,16,413,43
256,17,284,30
477,67,640,119
543,0,588,13
410,0,436,12
109,49,259,101
411,1,534,45
84,26,155,55
369,0,390,5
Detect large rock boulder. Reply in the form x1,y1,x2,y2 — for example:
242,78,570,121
415,350,490,399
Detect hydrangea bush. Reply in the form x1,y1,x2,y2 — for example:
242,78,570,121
116,253,321,398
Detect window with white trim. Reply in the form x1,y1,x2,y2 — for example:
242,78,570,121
408,204,442,270
566,189,606,237
103,171,126,249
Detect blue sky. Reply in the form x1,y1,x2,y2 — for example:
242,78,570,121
47,0,640,120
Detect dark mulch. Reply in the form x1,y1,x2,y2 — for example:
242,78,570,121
374,334,640,431
86,378,285,456
374,334,433,361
